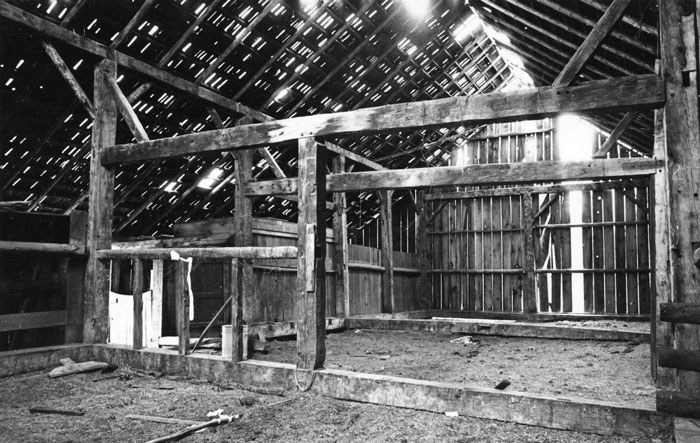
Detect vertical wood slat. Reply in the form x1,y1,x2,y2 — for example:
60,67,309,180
502,196,513,312
131,258,143,350
603,190,616,313
560,193,572,313
536,195,550,312
522,193,537,313
332,155,350,318
625,189,639,314
614,189,628,314
473,198,484,311
637,186,651,315
582,191,594,313
224,258,243,362
379,190,394,313
296,137,326,370
513,195,524,312
592,190,605,313
448,200,459,310
550,196,562,312
416,191,429,310
492,197,503,310
84,59,117,343
467,198,476,311
174,260,190,355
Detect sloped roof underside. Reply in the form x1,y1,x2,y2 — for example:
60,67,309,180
0,0,657,238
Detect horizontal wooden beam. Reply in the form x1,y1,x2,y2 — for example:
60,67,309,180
0,311,67,332
246,158,658,195
80,346,671,438
101,75,664,166
0,241,85,254
658,346,700,372
0,2,269,123
246,318,345,339
660,303,700,324
345,318,648,342
325,142,385,171
95,246,297,260
657,390,700,418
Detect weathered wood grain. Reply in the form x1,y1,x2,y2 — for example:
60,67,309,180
102,75,665,165
95,246,298,260
660,303,700,325
658,346,700,372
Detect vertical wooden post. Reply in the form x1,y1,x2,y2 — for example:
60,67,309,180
83,59,117,343
148,259,164,348
379,190,394,313
65,211,87,343
224,258,243,362
131,258,143,350
522,192,538,313
174,260,190,355
296,137,326,370
332,155,350,318
659,0,700,391
233,119,254,327
415,191,430,310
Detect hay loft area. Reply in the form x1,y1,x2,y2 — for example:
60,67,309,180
0,0,697,441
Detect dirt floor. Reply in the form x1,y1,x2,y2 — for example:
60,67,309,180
0,367,670,443
254,326,656,409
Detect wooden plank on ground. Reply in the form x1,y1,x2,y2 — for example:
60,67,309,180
345,318,649,342
48,361,108,378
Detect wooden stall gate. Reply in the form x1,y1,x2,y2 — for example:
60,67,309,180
426,179,651,315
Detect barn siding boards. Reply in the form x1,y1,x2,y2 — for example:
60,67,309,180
659,0,700,394
83,59,117,344
101,75,665,166
296,138,326,370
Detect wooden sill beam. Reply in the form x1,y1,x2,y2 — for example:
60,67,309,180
101,75,664,166
0,310,67,332
245,158,659,195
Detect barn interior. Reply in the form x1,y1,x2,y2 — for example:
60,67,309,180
0,0,698,441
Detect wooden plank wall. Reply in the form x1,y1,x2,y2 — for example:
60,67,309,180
427,119,652,315
169,217,421,322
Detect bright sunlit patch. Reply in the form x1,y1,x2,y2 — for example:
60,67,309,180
453,15,481,43
403,0,430,18
557,114,596,161
198,167,224,189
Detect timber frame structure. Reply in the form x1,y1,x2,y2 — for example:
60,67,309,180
0,0,699,438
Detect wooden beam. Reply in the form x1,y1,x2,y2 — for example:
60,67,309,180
345,318,648,342
224,258,243,362
659,0,700,392
78,348,672,439
522,193,538,313
658,346,700,372
0,2,270,123
296,138,326,370
593,112,639,158
657,390,700,418
232,127,255,326
0,311,67,332
325,142,385,171
131,258,143,350
0,241,84,254
327,158,657,192
332,155,350,317
174,260,190,356
246,158,658,195
552,0,632,87
83,59,117,344
101,75,665,166
415,191,430,310
110,0,157,48
41,41,94,118
95,246,297,260
379,190,394,313
660,303,700,325
106,77,149,142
